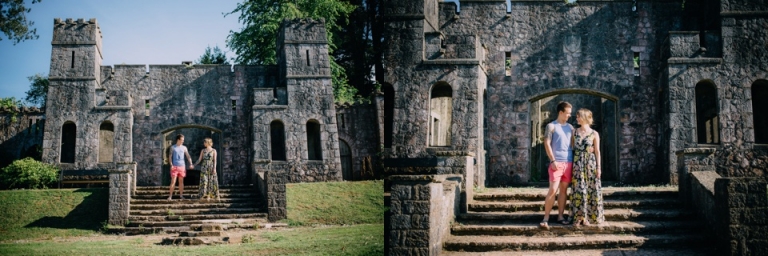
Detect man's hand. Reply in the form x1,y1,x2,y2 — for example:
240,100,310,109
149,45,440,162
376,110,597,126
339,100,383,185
190,164,194,169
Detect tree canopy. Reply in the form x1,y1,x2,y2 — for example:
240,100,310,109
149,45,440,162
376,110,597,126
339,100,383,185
196,45,230,65
226,0,365,104
24,73,48,108
0,0,41,44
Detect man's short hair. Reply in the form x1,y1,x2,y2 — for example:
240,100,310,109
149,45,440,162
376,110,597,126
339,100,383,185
175,134,184,142
556,101,572,113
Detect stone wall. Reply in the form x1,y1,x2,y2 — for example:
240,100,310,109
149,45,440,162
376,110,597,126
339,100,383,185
336,103,381,180
0,108,44,168
383,0,683,186
388,175,462,256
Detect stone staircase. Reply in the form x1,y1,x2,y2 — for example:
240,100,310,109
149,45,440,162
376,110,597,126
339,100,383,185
124,185,269,234
442,186,716,255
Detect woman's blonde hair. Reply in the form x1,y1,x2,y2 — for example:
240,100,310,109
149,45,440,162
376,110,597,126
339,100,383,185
204,138,213,146
577,108,593,125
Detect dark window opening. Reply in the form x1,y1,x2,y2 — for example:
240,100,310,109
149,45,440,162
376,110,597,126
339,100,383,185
633,52,640,76
505,52,512,76
306,50,310,66
307,121,323,160
61,122,76,163
145,100,150,117
270,121,286,161
339,139,352,180
383,84,395,148
753,80,768,144
695,81,719,144
71,51,75,68
232,100,237,111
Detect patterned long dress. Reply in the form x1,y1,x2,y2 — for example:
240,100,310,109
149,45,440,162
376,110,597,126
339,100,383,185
569,130,605,224
198,149,220,199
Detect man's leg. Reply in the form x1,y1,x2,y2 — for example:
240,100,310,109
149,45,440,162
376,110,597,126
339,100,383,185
179,176,185,199
557,181,569,220
168,175,177,200
543,179,561,223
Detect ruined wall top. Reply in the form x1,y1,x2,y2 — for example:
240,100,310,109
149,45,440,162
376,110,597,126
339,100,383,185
278,18,327,43
52,18,102,50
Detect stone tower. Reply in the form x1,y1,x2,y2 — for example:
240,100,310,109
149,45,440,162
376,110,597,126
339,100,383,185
43,18,134,170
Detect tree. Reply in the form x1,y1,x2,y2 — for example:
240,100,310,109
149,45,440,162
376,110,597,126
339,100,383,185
24,73,47,108
226,0,361,104
0,0,42,45
196,45,230,65
0,96,22,109
333,0,384,97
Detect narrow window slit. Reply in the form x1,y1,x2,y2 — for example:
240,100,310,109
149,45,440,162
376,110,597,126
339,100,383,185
71,51,75,68
306,50,310,66
505,52,512,77
232,100,237,112
145,100,150,117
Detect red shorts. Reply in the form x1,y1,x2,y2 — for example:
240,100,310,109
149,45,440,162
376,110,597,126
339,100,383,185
548,162,573,182
171,165,186,178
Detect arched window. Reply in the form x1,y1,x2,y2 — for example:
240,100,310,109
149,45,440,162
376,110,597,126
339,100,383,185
339,139,352,180
99,122,114,163
61,122,76,163
429,82,453,146
753,80,768,144
695,80,719,144
383,83,394,148
307,120,322,160
270,120,286,161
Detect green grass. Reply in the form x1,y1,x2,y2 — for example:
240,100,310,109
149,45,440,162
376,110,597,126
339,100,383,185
0,188,108,242
286,180,385,226
0,224,384,256
0,180,385,255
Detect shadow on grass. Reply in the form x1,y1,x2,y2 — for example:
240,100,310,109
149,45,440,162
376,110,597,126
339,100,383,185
24,188,109,231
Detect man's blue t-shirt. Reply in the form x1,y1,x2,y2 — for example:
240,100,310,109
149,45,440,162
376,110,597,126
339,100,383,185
546,121,574,162
171,145,187,167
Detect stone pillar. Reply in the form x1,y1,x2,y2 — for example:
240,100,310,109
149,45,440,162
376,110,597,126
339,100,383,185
676,148,716,207
267,169,287,222
109,162,135,225
388,174,462,256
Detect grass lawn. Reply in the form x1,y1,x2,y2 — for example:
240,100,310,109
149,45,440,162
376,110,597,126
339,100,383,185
0,180,385,255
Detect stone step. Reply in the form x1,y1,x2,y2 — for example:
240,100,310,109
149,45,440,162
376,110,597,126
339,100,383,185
116,221,286,235
179,231,222,237
135,185,252,191
457,209,692,222
131,202,259,210
161,236,230,245
442,234,710,252
126,217,267,227
440,248,716,256
130,207,262,216
131,197,259,204
134,187,255,194
132,192,257,200
128,213,268,222
469,198,676,212
474,189,677,202
451,220,700,236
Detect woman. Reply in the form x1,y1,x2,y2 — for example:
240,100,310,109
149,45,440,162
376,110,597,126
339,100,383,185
569,108,604,226
195,138,220,201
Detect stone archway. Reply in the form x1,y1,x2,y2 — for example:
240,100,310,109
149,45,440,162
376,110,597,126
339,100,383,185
160,125,223,186
529,90,619,182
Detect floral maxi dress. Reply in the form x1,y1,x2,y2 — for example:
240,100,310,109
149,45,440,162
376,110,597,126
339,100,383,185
198,150,220,199
569,130,605,224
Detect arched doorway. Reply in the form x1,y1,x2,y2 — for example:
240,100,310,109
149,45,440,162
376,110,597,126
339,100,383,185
529,91,618,182
161,125,223,186
339,139,352,180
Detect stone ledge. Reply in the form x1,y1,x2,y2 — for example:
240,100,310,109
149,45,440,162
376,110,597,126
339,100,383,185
721,11,768,17
691,171,720,196
422,59,482,65
94,106,131,110
285,75,332,79
51,41,98,45
388,174,462,183
667,58,722,65
283,40,328,44
252,105,288,110
675,147,717,155
49,76,97,81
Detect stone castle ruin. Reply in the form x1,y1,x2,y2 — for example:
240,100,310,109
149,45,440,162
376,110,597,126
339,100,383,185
0,0,766,253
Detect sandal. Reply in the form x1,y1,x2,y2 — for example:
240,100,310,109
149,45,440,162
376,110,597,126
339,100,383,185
559,218,570,225
539,221,549,229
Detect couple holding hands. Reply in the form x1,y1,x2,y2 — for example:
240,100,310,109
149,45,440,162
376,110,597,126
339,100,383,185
167,134,220,201
540,101,605,229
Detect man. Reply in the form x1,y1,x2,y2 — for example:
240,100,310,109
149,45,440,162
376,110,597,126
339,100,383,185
540,101,574,229
168,134,194,200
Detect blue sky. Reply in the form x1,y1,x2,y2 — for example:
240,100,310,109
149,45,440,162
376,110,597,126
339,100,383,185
0,0,241,104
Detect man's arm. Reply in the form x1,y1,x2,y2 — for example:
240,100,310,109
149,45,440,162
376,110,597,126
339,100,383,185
185,149,194,168
543,124,555,163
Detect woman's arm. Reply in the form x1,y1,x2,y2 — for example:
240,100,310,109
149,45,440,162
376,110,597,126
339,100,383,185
594,132,601,178
195,150,203,166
